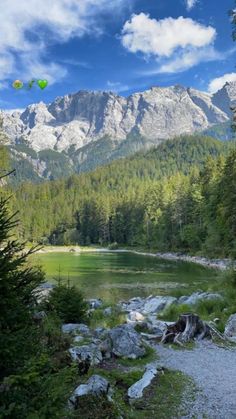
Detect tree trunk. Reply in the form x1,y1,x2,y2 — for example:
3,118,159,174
161,313,211,344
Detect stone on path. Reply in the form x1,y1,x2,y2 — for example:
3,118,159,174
128,363,159,399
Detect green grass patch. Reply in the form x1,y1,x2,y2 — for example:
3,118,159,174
89,306,126,329
72,366,195,419
158,303,192,321
118,344,157,367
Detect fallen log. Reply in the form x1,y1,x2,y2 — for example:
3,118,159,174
161,313,211,344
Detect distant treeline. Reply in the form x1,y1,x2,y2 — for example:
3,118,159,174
8,135,236,257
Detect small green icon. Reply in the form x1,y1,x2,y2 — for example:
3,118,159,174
12,80,23,89
37,79,48,90
28,79,35,89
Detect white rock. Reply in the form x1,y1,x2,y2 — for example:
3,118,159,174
224,314,236,342
69,375,110,408
128,363,158,399
69,344,103,365
127,311,145,323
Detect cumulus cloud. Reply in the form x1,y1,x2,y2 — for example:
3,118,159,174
186,0,198,11
121,14,216,58
208,73,236,93
106,81,130,92
121,13,220,74
157,47,223,74
0,0,129,84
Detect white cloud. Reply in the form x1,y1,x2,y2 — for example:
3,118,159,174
157,47,223,74
186,0,198,11
208,73,236,93
121,14,216,58
0,0,130,84
106,81,130,92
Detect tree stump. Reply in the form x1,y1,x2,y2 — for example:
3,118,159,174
161,313,211,344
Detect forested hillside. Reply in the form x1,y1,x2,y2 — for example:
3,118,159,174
8,134,235,257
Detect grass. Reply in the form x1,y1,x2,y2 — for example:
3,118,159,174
157,269,236,334
131,369,196,419
89,306,126,329
118,344,157,367
70,364,196,419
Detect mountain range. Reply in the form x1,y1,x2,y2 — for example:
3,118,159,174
2,81,236,182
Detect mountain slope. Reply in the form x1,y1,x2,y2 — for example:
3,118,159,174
11,135,233,244
2,82,236,182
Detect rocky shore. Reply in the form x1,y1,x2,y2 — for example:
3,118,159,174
35,246,233,270
56,292,236,416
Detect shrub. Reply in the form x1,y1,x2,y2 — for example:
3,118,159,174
47,285,88,323
108,242,119,250
158,303,192,321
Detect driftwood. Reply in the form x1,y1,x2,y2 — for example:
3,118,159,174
161,313,211,344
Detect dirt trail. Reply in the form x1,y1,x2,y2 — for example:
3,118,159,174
156,340,236,418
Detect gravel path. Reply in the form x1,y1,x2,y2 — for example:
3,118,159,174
155,340,236,419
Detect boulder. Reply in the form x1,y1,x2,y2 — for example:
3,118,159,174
108,324,146,359
224,314,236,342
103,307,112,316
118,297,145,313
178,292,222,306
146,318,172,335
128,363,158,399
69,375,110,409
62,323,90,335
143,296,177,314
93,327,110,340
87,298,103,309
127,311,145,323
119,295,177,315
69,344,103,366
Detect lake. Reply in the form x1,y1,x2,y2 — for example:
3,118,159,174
33,251,218,303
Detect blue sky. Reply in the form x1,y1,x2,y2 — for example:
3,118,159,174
0,0,235,110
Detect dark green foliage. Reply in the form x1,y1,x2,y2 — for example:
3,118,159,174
5,135,236,257
0,197,44,376
0,197,79,417
47,285,88,323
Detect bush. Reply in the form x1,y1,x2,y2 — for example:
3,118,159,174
108,242,119,250
47,285,88,323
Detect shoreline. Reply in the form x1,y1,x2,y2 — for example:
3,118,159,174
35,246,233,270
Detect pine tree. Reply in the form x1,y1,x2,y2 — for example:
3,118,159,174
0,196,44,376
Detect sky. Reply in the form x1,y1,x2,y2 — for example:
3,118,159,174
0,0,235,110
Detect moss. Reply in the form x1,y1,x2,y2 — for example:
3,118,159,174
118,344,157,367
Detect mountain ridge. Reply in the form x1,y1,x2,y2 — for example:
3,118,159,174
2,81,236,182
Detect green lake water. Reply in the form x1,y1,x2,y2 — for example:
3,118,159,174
33,251,218,303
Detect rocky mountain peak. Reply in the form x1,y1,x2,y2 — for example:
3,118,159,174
1,83,234,154
212,81,236,116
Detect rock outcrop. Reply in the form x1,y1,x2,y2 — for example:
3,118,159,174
69,375,110,409
224,314,236,342
3,84,232,153
108,324,146,359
